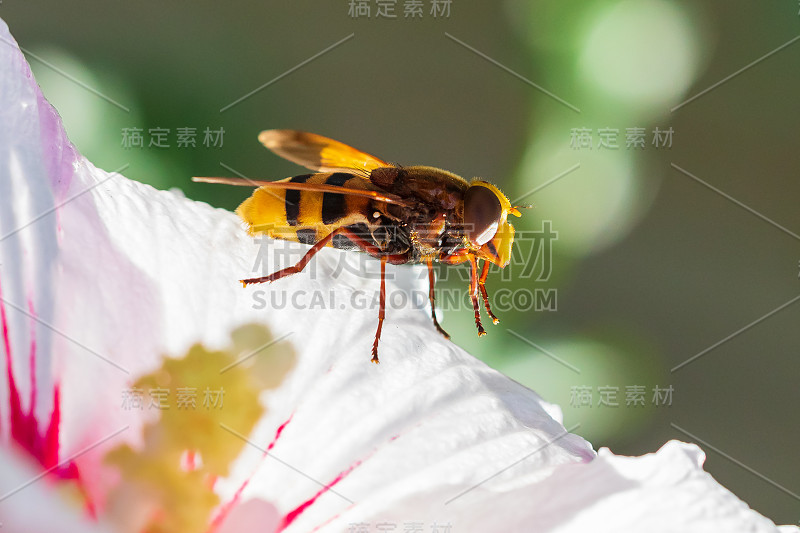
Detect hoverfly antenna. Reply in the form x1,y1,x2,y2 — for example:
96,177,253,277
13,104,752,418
509,204,532,217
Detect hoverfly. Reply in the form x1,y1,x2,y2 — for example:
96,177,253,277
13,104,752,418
194,130,523,363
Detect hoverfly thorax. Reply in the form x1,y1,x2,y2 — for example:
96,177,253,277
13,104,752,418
465,180,521,268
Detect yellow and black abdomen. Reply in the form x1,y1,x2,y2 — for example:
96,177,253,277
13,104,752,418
236,172,378,249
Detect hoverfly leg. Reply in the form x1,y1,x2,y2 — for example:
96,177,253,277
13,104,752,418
469,255,486,337
371,255,387,364
426,258,450,339
240,228,342,286
478,260,499,325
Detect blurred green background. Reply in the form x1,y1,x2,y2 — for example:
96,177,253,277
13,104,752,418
4,0,798,524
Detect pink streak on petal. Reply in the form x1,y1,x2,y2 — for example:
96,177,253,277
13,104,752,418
306,436,401,533
277,458,363,532
0,291,11,435
265,416,293,455
27,298,37,442
208,415,294,533
0,281,72,478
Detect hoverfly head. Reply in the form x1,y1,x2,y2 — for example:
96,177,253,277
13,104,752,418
464,182,502,246
465,180,522,267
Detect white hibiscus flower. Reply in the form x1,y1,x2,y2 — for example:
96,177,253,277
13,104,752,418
0,18,794,533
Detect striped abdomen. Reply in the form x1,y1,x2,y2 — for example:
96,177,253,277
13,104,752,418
236,172,404,253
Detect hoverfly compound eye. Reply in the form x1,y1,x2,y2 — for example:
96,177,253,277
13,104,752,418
464,185,502,246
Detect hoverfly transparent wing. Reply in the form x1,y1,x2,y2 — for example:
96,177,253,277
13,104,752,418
191,175,410,206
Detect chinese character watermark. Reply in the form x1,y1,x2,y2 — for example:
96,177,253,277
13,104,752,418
121,387,226,410
568,385,674,408
121,126,224,149
348,0,451,18
570,127,673,150
249,219,560,313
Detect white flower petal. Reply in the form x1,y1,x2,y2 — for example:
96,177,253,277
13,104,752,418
0,16,794,533
314,441,794,533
